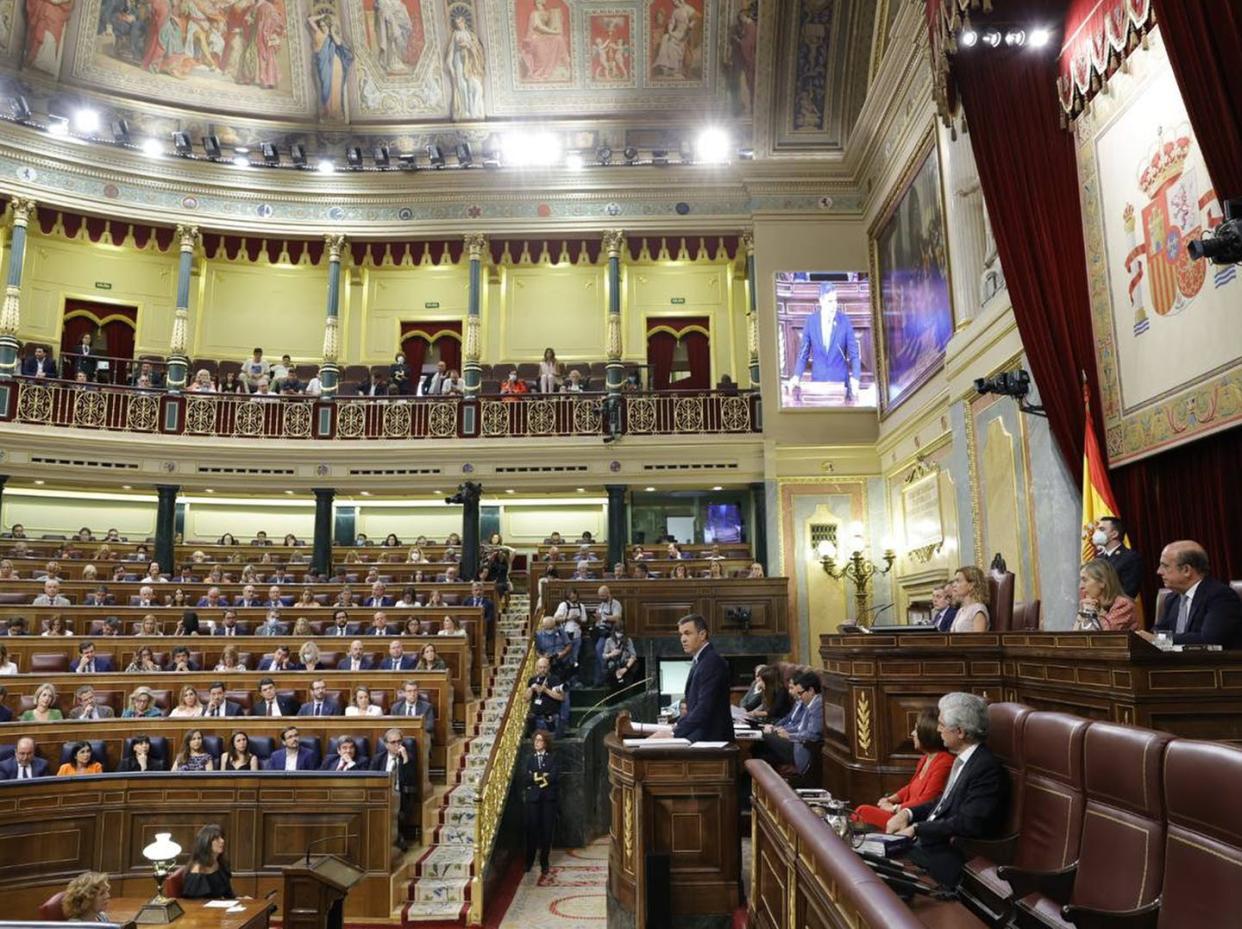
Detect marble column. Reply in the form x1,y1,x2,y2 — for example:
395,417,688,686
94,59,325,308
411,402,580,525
320,234,346,398
459,482,482,581
154,485,179,576
749,481,768,575
606,484,628,568
312,487,335,577
166,224,199,392
463,233,487,398
742,232,760,388
0,198,36,379
602,230,625,395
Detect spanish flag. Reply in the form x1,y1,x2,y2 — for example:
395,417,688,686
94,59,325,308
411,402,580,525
1081,384,1122,564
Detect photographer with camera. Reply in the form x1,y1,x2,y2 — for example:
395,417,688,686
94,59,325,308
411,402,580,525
591,585,623,685
601,623,638,691
524,655,566,737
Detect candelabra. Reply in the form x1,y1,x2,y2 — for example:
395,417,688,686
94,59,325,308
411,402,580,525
817,527,896,626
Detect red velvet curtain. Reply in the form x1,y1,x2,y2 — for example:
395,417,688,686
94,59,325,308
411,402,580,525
60,300,138,380
646,331,677,390
1150,0,1242,198
646,317,711,390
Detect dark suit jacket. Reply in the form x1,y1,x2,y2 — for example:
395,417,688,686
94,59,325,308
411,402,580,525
909,744,1007,886
793,309,862,384
364,596,394,607
201,701,243,719
325,624,359,637
250,696,300,717
391,698,436,738
74,657,115,673
371,748,419,804
1103,545,1144,599
257,658,304,672
197,596,230,607
367,626,394,636
523,750,559,803
673,642,734,742
20,356,57,378
116,756,166,772
297,698,343,717
321,754,366,771
0,756,50,779
212,625,251,636
935,605,959,632
378,655,416,671
336,656,375,671
464,596,495,625
1154,577,1242,648
0,706,11,723
266,747,317,771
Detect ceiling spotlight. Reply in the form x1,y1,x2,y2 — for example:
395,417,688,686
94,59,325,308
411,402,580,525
1029,27,1051,48
260,142,279,165
483,148,501,168
981,29,1002,47
711,485,723,491
737,147,756,160
372,144,390,168
110,118,130,143
47,115,69,136
651,149,669,166
505,489,515,494
173,131,192,155
346,145,363,169
398,152,419,171
316,159,335,174
11,96,32,122
502,131,561,167
291,143,307,167
202,135,221,159
73,109,100,133
596,146,613,165
427,143,445,168
679,139,694,163
623,145,639,164
644,486,656,492
455,142,473,166
141,137,163,158
695,127,731,164
959,28,978,47
232,154,250,168
1004,28,1026,46
565,151,585,170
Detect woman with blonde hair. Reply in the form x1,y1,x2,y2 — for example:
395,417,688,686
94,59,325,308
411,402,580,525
299,641,322,671
1076,558,1138,631
81,563,98,582
949,565,991,633
123,686,163,718
214,645,246,671
137,614,162,636
170,685,205,718
292,617,314,636
407,546,428,564
61,871,111,921
20,683,62,721
295,587,317,608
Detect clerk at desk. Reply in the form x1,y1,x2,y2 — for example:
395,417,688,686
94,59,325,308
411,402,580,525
1140,540,1242,648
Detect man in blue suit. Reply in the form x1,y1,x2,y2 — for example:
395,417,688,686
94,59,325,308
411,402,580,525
20,347,57,379
379,640,416,671
266,725,317,771
73,641,114,673
666,614,734,743
760,671,823,774
0,737,50,779
337,640,374,671
789,283,861,399
297,679,344,717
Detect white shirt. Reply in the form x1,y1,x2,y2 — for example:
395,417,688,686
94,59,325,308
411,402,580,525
284,750,298,771
0,662,18,675
820,307,837,346
304,377,323,397
929,743,979,821
18,764,32,779
345,705,382,717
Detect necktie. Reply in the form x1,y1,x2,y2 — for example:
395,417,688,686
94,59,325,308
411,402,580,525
314,702,322,716
20,765,30,779
932,756,966,819
1176,595,1191,634
352,660,359,670
227,628,233,636
269,701,277,716
86,662,94,673
537,753,544,770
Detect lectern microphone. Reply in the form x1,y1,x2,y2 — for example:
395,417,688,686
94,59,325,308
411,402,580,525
305,834,358,866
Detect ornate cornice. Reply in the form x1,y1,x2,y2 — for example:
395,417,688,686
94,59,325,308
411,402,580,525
464,233,488,261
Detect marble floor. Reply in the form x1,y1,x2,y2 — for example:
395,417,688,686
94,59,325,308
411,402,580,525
498,839,609,929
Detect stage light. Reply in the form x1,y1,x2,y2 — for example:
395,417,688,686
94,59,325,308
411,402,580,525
398,152,419,171
679,139,694,163
202,135,221,159
110,118,130,143
173,131,192,155
596,146,613,165
455,142,473,166
959,28,978,47
1004,28,1026,46
373,144,390,168
427,143,445,168
502,131,561,167
1030,27,1051,48
291,143,307,167
651,148,669,166
696,127,731,164
261,142,279,165
73,109,100,133
623,145,639,164
346,145,363,169
981,29,1002,47
316,158,335,174
47,115,69,136
141,137,163,157
232,154,250,168
11,96,32,122
483,148,501,168
565,151,585,170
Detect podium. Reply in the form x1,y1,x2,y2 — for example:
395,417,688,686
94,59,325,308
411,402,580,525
605,729,741,929
282,855,364,929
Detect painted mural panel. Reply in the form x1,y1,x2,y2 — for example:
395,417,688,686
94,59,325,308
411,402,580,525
791,0,832,131
723,0,756,115
587,10,633,87
443,1,484,118
515,0,571,84
344,0,442,117
306,2,352,118
648,0,703,83
24,0,74,73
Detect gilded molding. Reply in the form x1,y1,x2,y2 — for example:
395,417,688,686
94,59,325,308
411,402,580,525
606,312,622,361
740,230,755,256
464,315,481,363
324,233,347,263
322,316,340,364
0,284,21,337
602,229,626,259
169,307,189,356
464,233,488,262
8,197,35,227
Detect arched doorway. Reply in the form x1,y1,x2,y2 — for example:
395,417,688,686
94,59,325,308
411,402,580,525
400,321,462,393
60,299,138,383
646,316,711,390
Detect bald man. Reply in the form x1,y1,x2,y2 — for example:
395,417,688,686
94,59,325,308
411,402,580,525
1140,541,1242,648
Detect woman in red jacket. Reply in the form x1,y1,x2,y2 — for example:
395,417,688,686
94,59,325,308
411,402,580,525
852,708,952,829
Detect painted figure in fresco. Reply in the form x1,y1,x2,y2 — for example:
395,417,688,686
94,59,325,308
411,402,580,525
519,0,570,82
591,17,629,82
652,0,697,79
221,0,256,79
445,10,485,119
24,0,74,73
308,11,353,118
98,0,146,62
245,0,285,87
374,0,415,72
727,4,757,114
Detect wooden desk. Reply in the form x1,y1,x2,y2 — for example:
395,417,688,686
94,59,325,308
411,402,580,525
605,734,740,929
0,580,483,605
819,630,1242,800
104,897,274,929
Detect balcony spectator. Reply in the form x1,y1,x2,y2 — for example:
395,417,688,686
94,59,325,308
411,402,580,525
239,347,271,391
270,354,295,391
21,346,56,378
220,371,245,393
562,369,584,392
390,353,411,394
501,370,528,400
443,369,464,395
188,369,216,392
129,361,164,388
539,347,562,393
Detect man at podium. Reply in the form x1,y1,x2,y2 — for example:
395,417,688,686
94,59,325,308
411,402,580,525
669,614,733,743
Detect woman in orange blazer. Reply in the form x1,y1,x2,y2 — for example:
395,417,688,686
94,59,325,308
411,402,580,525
853,708,952,829
57,741,104,777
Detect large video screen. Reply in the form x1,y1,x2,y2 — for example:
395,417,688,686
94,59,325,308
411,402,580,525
776,271,877,409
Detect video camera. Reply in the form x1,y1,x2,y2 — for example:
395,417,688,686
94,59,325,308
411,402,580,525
1189,197,1242,265
444,481,483,505
973,367,1046,418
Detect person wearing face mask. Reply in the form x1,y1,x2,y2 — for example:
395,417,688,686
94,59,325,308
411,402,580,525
1091,517,1143,600
601,625,637,690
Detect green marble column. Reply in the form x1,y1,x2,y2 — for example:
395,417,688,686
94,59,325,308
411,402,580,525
603,229,625,396
320,233,346,398
165,224,199,393
0,198,36,379
743,231,759,389
463,233,487,398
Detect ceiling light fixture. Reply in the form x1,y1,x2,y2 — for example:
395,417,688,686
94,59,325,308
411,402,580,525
47,115,69,136
316,158,335,174
623,145,639,164
110,118,130,143
202,135,221,159
455,142,473,167
982,28,1002,47
398,152,419,171
651,149,669,166
959,27,978,47
11,96,32,122
205,488,215,493
502,131,561,167
644,486,656,492
291,143,307,167
565,151,585,170
261,142,279,165
505,489,515,494
141,137,163,157
34,479,45,485
373,144,390,168
427,144,446,168
596,146,613,165
1029,27,1051,48
346,146,363,169
1004,28,1026,46
73,109,100,133
711,486,723,491
232,154,250,168
695,127,731,164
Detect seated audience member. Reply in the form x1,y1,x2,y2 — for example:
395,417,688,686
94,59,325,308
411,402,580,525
543,545,564,563
21,346,56,378
570,559,594,581
222,732,259,771
21,683,63,722
0,644,16,674
33,578,71,606
1,737,49,779
748,665,793,724
759,671,823,774
746,561,766,578
197,586,228,608
561,369,584,392
126,647,161,673
365,581,393,607
323,735,365,771
666,542,685,560
669,563,690,580
238,348,271,391
372,728,419,850
258,644,300,672
294,588,317,609
439,615,464,636
392,680,435,734
395,586,419,608
415,642,447,671
69,684,115,720
326,609,356,636
0,559,17,580
380,640,416,671
601,625,638,690
346,686,383,717
1093,516,1143,599
220,371,244,393
235,584,261,608
117,734,164,772
439,565,461,583
167,645,199,672
264,585,286,608
171,729,215,771
366,611,393,637
252,678,299,717
1075,558,1138,631
170,684,206,717
86,585,115,606
188,369,216,392
524,656,565,736
628,562,650,581
135,614,162,636
535,616,573,678
203,682,242,718
403,617,424,636
124,686,164,718
338,640,373,671
739,664,766,711
58,741,104,777
298,679,342,717
214,645,248,672
886,692,1007,888
853,708,952,829
182,824,236,899
500,370,528,399
291,617,313,637
4,617,26,637
949,566,990,632
133,585,158,608
73,640,112,674
1142,540,1242,648
255,610,287,637
267,725,315,770
61,872,112,921
299,642,325,671
929,584,957,631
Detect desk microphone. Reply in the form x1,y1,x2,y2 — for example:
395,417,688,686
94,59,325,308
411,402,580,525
305,833,357,866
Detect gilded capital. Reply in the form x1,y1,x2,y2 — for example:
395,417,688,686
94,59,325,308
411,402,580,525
9,198,35,228
325,233,347,263
176,224,199,253
464,233,488,262
741,230,755,256
602,229,626,259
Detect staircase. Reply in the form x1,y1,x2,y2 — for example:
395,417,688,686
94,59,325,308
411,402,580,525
402,593,531,924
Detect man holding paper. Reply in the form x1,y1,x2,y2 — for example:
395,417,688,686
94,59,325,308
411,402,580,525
650,614,733,742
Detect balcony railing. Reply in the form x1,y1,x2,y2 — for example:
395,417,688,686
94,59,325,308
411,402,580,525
0,378,760,440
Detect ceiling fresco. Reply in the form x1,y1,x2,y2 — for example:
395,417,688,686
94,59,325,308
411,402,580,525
0,0,878,156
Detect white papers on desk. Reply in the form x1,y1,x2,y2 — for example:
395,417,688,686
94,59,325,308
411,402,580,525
625,722,667,734
624,737,691,747
227,906,247,913
692,741,731,748
733,728,762,740
730,704,750,721
203,900,241,908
